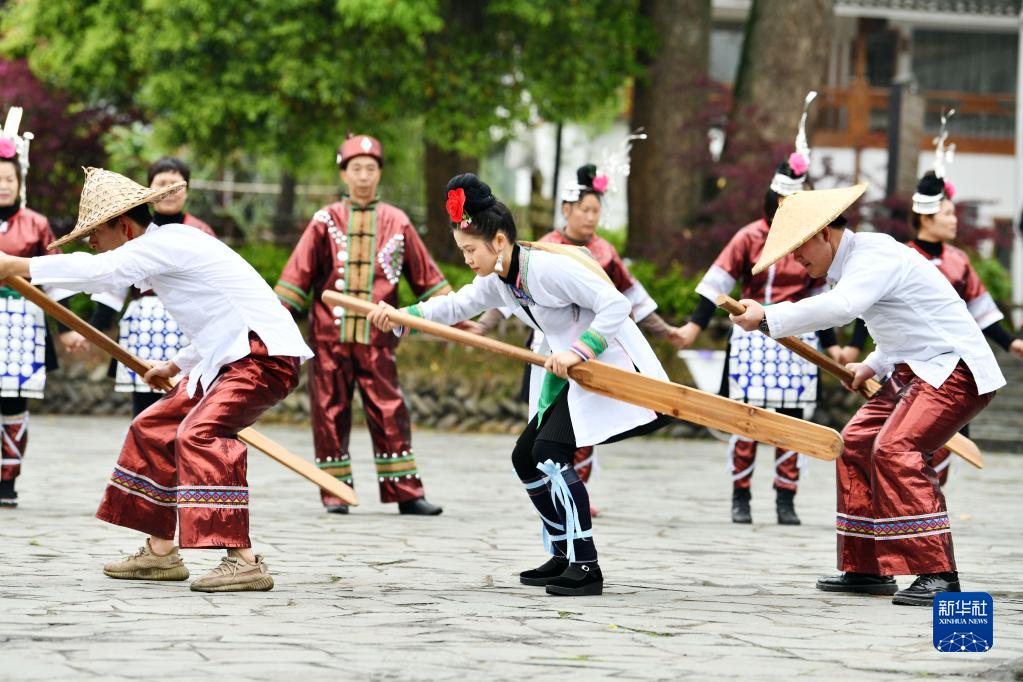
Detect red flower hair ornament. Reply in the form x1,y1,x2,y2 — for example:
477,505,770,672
446,188,472,229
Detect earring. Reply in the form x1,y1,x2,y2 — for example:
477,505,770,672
494,252,505,273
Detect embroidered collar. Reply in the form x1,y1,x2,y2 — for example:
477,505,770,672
344,195,379,212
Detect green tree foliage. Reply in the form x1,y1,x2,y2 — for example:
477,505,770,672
2,0,642,177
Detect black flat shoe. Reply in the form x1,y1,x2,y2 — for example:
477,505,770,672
325,504,349,514
816,572,898,595
776,489,801,525
892,572,960,606
545,562,603,596
519,557,569,586
731,489,751,524
398,496,443,516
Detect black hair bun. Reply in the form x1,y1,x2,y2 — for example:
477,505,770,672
916,171,945,196
576,164,598,188
446,173,496,216
775,159,798,179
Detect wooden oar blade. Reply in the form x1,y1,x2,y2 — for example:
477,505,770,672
944,432,984,470
326,292,843,461
238,428,360,504
569,363,842,461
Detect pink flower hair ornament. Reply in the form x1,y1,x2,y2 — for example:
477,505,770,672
943,180,956,200
592,174,609,193
0,138,16,160
788,152,808,177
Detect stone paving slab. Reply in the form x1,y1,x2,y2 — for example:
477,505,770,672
1,415,1020,680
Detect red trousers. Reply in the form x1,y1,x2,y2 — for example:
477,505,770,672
572,446,595,482
309,341,424,506
728,435,801,492
837,362,993,576
96,336,300,548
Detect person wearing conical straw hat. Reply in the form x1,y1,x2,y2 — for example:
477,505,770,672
62,157,219,419
676,95,840,526
841,116,1023,489
0,167,312,592
728,183,1004,606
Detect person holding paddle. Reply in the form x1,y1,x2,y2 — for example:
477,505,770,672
0,167,313,593
729,183,1004,607
368,173,672,597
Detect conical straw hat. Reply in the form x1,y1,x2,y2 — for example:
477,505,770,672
751,182,868,276
49,167,186,250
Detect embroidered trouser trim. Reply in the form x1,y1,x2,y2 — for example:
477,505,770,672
836,362,992,576
0,399,28,482
309,341,424,505
727,407,804,492
96,335,300,549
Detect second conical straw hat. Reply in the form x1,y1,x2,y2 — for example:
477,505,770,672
49,167,186,250
751,182,868,276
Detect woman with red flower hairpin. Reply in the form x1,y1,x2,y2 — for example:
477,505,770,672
674,97,842,527
0,131,75,508
368,173,673,596
473,163,690,511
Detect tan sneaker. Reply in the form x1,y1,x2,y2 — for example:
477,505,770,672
103,539,189,581
190,554,274,593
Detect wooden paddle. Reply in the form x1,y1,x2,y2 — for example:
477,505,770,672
716,294,983,469
324,291,844,462
6,275,359,504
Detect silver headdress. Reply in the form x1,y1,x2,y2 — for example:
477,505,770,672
1,107,34,206
561,128,647,203
770,91,816,197
912,109,956,215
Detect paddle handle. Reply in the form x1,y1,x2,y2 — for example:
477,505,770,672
715,293,881,398
324,292,553,369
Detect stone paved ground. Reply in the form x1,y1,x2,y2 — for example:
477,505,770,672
1,415,1021,681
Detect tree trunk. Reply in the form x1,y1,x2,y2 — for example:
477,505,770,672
627,0,711,263
724,0,835,178
272,171,297,243
424,142,478,263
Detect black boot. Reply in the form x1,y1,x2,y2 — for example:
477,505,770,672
545,562,603,596
398,496,443,515
731,488,751,524
892,571,961,606
816,572,898,595
520,556,569,586
324,504,349,514
0,478,16,508
776,489,801,525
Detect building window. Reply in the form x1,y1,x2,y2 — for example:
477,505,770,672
913,30,1018,94
710,23,745,84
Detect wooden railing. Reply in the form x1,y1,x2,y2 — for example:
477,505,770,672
814,81,1015,155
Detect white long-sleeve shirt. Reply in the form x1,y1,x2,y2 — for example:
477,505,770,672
765,230,1004,395
412,245,667,446
29,223,312,396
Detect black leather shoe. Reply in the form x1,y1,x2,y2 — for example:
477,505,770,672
816,572,898,595
520,556,569,586
892,572,961,606
776,489,801,525
398,496,443,516
546,562,603,596
731,488,752,524
324,504,349,514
